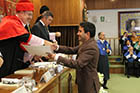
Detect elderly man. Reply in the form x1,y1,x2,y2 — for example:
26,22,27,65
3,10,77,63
97,32,112,89
49,22,100,93
0,0,52,78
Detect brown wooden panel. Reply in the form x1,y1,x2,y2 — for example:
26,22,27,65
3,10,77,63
94,0,105,9
31,0,83,26
86,0,95,9
86,0,140,10
30,0,41,27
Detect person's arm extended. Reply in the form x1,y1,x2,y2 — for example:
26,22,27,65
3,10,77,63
17,34,53,46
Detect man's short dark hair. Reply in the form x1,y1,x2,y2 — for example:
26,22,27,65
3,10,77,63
98,32,102,37
40,5,49,14
42,11,53,19
80,22,96,38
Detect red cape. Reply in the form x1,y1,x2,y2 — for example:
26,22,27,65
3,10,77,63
0,16,28,40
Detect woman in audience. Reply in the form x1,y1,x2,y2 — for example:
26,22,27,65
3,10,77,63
119,32,130,51
123,40,132,54
130,31,139,46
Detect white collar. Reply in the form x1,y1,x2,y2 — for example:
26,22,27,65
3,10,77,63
99,39,104,43
40,20,45,26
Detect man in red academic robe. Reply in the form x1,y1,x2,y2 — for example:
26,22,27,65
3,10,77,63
0,0,52,78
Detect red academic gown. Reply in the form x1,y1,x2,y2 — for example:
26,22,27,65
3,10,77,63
0,16,32,78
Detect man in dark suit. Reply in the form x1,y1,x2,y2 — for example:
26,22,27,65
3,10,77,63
31,11,53,61
31,11,53,42
49,22,100,93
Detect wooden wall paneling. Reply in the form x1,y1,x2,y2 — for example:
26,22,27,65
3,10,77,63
104,0,113,9
31,0,41,27
114,0,126,9
86,0,95,10
94,0,105,9
39,0,82,26
86,0,140,10
135,0,140,8
126,0,137,8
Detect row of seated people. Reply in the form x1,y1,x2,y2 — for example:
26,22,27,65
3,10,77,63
120,31,140,78
124,46,140,78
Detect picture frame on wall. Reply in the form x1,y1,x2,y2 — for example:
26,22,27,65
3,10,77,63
118,11,140,37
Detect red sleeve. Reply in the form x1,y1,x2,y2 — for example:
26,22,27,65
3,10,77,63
0,16,28,40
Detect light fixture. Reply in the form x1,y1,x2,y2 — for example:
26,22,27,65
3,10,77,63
110,0,115,2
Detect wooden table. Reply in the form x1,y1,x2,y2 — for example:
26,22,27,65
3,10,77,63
0,68,76,93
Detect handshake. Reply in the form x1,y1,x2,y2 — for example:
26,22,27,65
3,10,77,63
48,43,58,61
32,43,58,62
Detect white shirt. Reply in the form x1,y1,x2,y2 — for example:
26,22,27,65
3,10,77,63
40,20,45,26
99,39,104,44
0,52,2,57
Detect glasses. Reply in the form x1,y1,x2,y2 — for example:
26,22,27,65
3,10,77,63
24,11,33,17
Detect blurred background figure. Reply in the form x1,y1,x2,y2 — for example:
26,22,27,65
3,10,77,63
35,5,50,23
97,32,112,89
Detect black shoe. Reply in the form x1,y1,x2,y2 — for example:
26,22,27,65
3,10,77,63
103,86,108,89
127,75,130,78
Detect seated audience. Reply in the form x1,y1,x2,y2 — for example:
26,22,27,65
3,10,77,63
135,52,140,77
124,46,137,78
134,38,140,53
119,32,130,52
123,40,132,54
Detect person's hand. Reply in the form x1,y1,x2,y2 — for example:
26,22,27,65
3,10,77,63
48,53,56,60
106,49,110,53
44,40,53,46
44,40,58,51
51,43,58,51
33,55,43,62
55,32,61,37
138,41,140,45
0,57,4,67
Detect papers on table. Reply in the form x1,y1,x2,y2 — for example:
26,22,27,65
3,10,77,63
1,78,20,84
0,82,19,87
14,69,35,75
32,62,56,67
40,71,53,83
22,45,53,56
12,85,28,93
